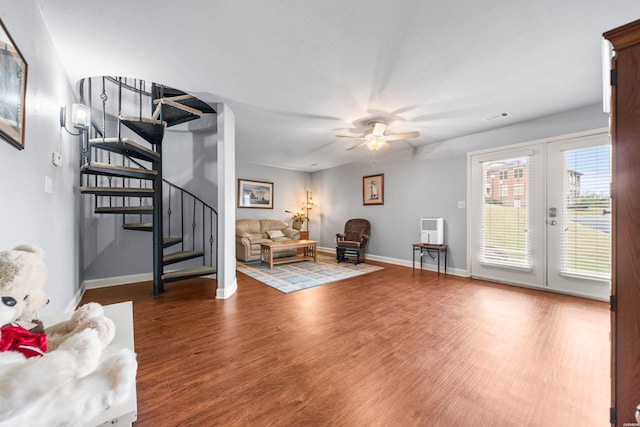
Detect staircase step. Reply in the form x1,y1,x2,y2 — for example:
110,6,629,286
152,85,217,115
162,266,216,283
120,116,166,145
95,206,154,215
89,137,160,163
81,162,157,180
163,250,204,265
80,186,154,198
163,237,183,248
152,101,202,127
122,222,152,231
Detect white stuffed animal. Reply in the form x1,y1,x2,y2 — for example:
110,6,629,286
0,245,138,427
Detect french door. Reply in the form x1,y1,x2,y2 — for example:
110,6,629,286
468,131,611,300
546,134,611,299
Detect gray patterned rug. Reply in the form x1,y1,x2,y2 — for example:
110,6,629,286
236,254,384,293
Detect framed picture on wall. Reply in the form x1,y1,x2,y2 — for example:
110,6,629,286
0,19,28,150
238,179,274,209
363,173,384,205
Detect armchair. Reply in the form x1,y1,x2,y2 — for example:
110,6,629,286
336,218,371,264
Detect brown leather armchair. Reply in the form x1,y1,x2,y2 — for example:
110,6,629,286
336,218,371,264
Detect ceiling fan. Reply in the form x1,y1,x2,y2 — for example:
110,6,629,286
336,121,420,151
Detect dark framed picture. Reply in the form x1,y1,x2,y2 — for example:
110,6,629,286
238,179,274,209
363,173,384,205
0,19,27,150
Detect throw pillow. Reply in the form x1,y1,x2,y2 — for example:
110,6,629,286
267,230,285,239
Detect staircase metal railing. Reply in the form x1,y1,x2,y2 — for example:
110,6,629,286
163,180,218,272
78,76,218,295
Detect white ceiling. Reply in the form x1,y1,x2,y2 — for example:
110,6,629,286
35,0,640,172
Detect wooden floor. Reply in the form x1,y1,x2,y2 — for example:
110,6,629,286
80,260,610,427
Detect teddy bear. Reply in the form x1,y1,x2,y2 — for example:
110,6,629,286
0,245,138,427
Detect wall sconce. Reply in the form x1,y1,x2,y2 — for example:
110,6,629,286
60,103,90,135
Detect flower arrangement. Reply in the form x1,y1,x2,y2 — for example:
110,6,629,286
285,210,308,223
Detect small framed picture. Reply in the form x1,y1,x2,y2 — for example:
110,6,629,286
238,179,274,209
0,19,28,150
363,173,384,205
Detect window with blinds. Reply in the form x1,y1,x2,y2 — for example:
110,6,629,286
480,156,530,268
561,146,611,279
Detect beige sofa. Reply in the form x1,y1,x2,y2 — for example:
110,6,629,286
236,219,301,262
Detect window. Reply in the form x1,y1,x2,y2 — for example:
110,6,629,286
514,168,523,179
513,184,524,196
481,157,530,268
499,170,508,180
561,146,611,279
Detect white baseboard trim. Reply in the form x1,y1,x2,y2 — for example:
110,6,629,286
216,277,237,299
83,272,153,290
317,246,468,277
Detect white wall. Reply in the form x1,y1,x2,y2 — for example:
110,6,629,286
0,1,83,314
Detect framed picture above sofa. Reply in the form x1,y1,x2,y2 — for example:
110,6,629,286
238,178,274,209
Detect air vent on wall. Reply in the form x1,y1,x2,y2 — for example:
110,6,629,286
483,112,511,122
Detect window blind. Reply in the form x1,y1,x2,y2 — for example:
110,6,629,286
480,156,530,268
561,145,611,279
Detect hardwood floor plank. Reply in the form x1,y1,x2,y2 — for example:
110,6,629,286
80,260,609,426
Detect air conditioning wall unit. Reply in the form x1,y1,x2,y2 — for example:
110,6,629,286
420,217,444,245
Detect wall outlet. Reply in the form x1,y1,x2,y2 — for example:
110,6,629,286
457,200,466,209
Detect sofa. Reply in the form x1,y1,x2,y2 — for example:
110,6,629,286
236,219,301,262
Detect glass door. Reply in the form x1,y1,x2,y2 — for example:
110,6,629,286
546,133,611,299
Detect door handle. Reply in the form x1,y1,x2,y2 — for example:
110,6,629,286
549,220,557,226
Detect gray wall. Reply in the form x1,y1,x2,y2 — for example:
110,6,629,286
311,104,609,272
235,163,311,226
0,1,82,314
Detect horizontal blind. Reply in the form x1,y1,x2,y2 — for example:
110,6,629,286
480,156,530,268
561,145,611,279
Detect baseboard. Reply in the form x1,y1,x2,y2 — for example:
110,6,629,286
83,272,154,290
216,277,237,299
317,246,468,277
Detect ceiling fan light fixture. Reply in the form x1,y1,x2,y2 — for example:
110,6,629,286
366,138,385,151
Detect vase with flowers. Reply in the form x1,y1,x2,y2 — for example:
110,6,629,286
285,210,308,230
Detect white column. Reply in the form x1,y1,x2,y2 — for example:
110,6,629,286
215,103,237,299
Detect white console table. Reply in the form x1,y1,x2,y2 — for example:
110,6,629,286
42,301,137,426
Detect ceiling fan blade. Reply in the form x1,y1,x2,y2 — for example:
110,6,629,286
335,134,364,139
347,141,366,151
383,131,420,141
372,122,388,137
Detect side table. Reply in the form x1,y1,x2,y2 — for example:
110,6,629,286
412,243,448,274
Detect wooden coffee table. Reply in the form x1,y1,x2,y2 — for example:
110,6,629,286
260,240,317,269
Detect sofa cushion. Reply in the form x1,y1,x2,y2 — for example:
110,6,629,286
266,230,285,239
260,219,289,234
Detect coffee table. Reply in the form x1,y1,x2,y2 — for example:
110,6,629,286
260,239,317,269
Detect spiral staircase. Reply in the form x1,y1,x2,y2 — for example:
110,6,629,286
78,77,217,296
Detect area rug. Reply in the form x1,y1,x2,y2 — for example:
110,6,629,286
236,254,384,293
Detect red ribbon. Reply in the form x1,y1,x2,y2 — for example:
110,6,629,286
0,325,47,358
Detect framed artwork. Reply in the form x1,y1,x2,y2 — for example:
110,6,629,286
0,19,27,150
363,173,384,205
238,179,274,209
